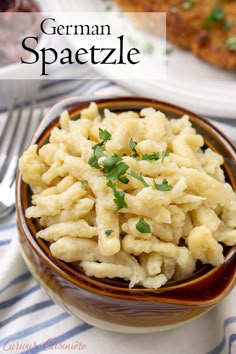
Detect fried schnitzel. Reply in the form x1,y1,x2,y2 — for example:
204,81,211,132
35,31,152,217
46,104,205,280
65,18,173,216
115,0,236,69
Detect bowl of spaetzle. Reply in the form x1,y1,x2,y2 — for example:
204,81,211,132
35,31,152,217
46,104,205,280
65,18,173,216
16,96,236,333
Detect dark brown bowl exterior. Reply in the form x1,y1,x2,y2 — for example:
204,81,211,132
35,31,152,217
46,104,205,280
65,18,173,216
16,96,236,332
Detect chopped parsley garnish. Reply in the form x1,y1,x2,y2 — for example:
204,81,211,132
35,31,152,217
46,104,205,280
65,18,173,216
102,153,129,183
142,152,160,161
161,149,170,163
142,42,155,55
204,5,225,26
224,19,234,30
99,128,111,142
127,36,137,45
170,7,178,14
119,175,129,184
107,179,116,189
89,129,129,183
89,130,173,213
141,149,169,162
88,142,105,169
129,171,149,187
81,180,88,187
88,129,111,169
105,230,114,237
165,47,174,55
153,178,173,191
113,189,127,212
129,138,139,157
136,218,151,234
225,36,236,51
103,153,122,172
107,179,128,212
182,1,192,10
106,161,129,181
105,4,112,12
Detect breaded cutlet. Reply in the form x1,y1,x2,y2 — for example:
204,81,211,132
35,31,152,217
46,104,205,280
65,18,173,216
115,0,236,69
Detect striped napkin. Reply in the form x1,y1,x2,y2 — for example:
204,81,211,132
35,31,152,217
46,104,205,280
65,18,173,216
0,79,236,354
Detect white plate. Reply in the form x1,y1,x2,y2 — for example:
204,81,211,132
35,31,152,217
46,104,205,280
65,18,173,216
40,0,236,119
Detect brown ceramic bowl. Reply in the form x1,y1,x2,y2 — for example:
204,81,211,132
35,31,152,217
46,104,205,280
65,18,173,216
16,96,236,333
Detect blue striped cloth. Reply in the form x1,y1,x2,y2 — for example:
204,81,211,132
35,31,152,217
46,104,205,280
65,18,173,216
0,79,236,354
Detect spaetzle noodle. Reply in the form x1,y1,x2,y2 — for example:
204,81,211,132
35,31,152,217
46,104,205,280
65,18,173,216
19,103,236,289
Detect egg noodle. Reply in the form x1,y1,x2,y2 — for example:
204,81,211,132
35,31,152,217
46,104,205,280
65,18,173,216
19,103,236,289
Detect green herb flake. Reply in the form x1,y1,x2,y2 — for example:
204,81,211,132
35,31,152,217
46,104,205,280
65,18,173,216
88,142,105,169
142,152,160,161
127,36,137,46
182,1,192,10
102,153,129,182
105,4,112,12
224,19,234,30
119,175,129,184
204,5,225,26
165,47,174,55
142,42,155,55
136,218,151,234
107,161,129,181
113,189,127,212
107,179,116,189
105,230,114,237
129,138,139,157
153,178,173,191
129,171,149,187
99,128,111,142
161,149,170,163
170,7,178,15
81,180,88,187
225,36,236,51
107,179,128,212
103,153,122,172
